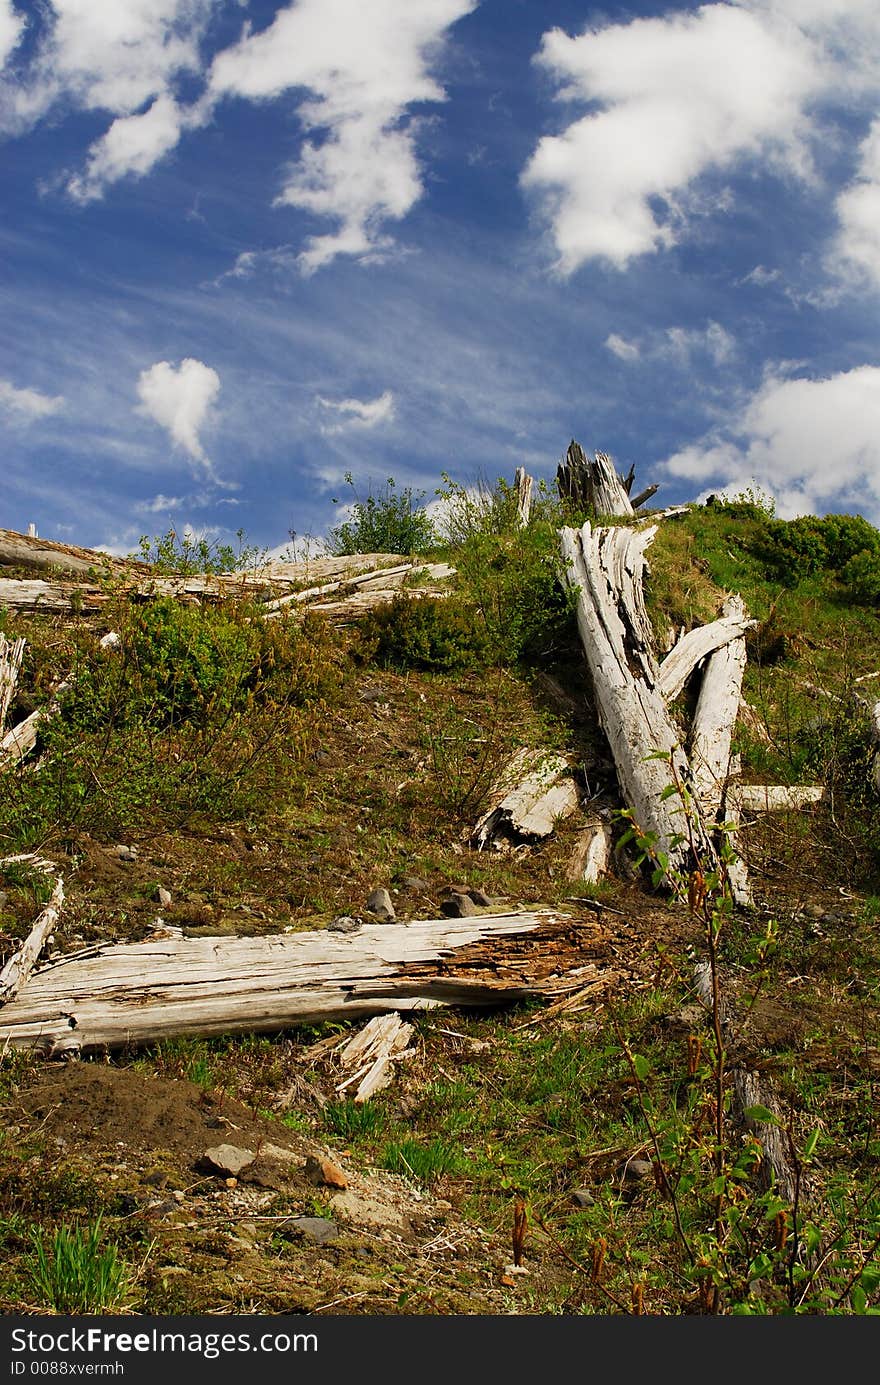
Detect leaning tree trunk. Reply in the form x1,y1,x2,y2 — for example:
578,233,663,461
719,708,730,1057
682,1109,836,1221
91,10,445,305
558,522,716,879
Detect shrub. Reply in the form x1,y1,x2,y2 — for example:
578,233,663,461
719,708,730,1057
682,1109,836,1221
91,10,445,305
842,548,880,606
135,526,265,575
358,594,487,673
327,475,437,556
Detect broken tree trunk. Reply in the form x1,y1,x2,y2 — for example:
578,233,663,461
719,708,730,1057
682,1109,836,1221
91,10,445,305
556,441,634,518
558,522,716,877
0,635,25,731
658,599,756,704
514,467,534,528
689,597,749,821
0,528,143,579
0,909,610,1055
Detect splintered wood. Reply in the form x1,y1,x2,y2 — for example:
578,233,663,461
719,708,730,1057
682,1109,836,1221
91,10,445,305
0,856,64,1006
472,748,579,849
0,910,613,1055
334,1014,416,1103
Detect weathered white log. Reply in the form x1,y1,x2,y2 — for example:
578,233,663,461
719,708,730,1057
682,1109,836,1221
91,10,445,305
0,872,64,1006
0,528,141,578
658,601,756,704
0,909,595,1054
0,579,111,614
556,441,635,517
870,699,880,797
0,635,25,731
566,821,612,884
472,748,579,848
559,522,715,875
730,784,826,812
514,467,534,528
689,597,749,822
335,1013,416,1103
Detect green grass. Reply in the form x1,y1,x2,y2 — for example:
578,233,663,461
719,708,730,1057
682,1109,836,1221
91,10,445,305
24,1216,136,1314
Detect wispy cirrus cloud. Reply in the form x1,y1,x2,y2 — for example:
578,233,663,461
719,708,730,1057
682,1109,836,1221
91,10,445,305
316,389,396,433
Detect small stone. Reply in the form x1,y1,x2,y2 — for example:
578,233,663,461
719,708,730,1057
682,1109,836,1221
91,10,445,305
441,894,480,918
802,902,825,919
155,885,172,906
172,1190,186,1203
617,1158,653,1182
467,889,494,908
114,844,138,862
0,891,9,907
366,888,396,923
571,1188,595,1208
289,1216,339,1245
200,1143,256,1177
304,1154,348,1190
328,915,361,933
401,876,430,892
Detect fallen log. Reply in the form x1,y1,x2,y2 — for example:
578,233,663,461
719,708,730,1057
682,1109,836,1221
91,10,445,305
559,521,716,876
0,872,64,1006
730,784,826,812
472,748,579,849
689,597,749,821
0,909,609,1055
0,528,142,578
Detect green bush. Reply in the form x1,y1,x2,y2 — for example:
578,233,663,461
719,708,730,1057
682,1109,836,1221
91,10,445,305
358,594,487,672
327,475,437,556
762,512,880,597
842,548,880,605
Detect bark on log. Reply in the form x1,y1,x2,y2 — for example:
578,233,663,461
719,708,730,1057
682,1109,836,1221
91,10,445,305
0,910,609,1054
559,521,716,876
731,1069,798,1205
556,442,634,517
0,635,25,731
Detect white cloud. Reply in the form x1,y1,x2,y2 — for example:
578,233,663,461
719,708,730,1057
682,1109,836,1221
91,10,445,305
1,0,215,195
207,0,476,271
663,321,736,366
0,377,64,418
0,0,24,68
136,357,220,467
662,364,880,520
738,264,782,286
522,1,880,276
317,389,396,433
67,93,188,203
605,332,640,362
833,117,880,288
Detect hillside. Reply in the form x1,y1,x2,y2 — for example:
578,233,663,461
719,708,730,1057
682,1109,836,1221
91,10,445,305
1,465,879,1316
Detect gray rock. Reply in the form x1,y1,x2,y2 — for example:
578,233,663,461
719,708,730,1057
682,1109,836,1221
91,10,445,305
289,1216,339,1245
366,888,396,922
441,894,480,918
401,876,430,892
114,844,138,862
328,915,361,933
0,891,9,908
467,888,494,908
570,1188,595,1208
617,1158,653,1183
155,885,172,906
200,1144,255,1177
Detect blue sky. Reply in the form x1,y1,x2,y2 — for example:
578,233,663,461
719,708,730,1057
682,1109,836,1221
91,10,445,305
2,0,880,557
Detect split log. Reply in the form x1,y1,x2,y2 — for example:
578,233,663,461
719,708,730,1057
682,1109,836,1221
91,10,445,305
334,1013,416,1103
0,578,110,614
0,909,610,1055
689,597,749,821
0,635,25,731
658,600,756,704
556,441,634,518
566,820,612,884
514,467,534,528
630,484,659,510
0,869,64,1006
558,521,716,876
472,748,579,849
